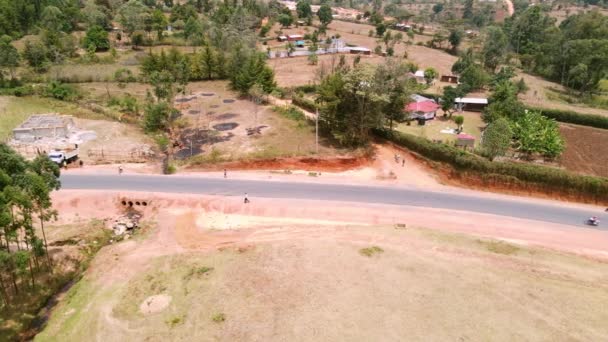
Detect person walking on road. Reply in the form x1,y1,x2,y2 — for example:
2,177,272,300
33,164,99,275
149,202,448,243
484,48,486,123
402,159,405,167
224,169,227,178
118,165,124,175
244,193,250,204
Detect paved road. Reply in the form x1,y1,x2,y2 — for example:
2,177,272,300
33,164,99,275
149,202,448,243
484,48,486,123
59,174,606,229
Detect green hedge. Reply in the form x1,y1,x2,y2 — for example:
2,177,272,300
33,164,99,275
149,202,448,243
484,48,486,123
292,95,318,113
529,107,608,130
375,129,608,203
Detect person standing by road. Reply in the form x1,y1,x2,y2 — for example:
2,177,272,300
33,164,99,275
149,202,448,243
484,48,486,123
224,169,227,178
244,193,250,204
118,165,124,175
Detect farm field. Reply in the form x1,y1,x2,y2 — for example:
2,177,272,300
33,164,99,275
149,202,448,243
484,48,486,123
559,123,608,178
36,200,608,341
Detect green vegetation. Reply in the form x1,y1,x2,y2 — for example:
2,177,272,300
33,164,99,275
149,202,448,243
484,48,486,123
359,246,384,257
273,105,306,122
212,313,226,323
477,240,520,255
481,118,512,161
529,107,608,130
375,129,608,204
317,60,417,146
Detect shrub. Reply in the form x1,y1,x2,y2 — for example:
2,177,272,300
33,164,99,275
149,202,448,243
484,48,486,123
529,107,608,130
360,246,384,257
374,129,608,203
212,313,225,323
273,105,306,122
292,95,318,112
44,82,80,101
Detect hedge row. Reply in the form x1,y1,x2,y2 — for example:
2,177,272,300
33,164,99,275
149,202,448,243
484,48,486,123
375,129,608,203
292,95,318,113
528,107,608,130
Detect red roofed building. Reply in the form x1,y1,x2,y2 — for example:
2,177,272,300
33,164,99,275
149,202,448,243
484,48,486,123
405,100,440,120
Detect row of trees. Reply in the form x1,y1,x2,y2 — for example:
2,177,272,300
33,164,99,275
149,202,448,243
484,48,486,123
0,144,61,307
504,7,608,94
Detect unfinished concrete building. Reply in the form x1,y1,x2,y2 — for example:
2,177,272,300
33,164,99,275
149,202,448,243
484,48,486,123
12,114,75,142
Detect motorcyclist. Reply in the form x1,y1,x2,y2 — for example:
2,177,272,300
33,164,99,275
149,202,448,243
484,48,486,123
589,216,599,224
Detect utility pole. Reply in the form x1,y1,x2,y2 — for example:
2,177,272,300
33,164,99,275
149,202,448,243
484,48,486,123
315,107,319,154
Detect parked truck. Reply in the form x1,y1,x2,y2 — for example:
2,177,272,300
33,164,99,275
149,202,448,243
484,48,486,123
48,147,79,166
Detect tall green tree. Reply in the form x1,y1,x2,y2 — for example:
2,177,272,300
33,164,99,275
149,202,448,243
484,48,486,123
481,26,507,72
83,25,110,51
296,0,312,19
0,36,19,81
482,117,512,161
317,5,333,26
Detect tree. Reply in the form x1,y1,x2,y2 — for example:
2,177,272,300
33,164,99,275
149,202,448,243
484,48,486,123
83,0,110,29
376,23,387,37
317,5,333,26
463,0,473,19
451,48,475,75
143,99,173,132
308,42,318,65
454,115,464,131
83,25,110,51
296,0,312,19
424,67,438,85
432,3,444,15
441,86,464,117
459,64,490,90
0,36,19,81
184,17,204,46
278,13,293,28
118,0,149,37
199,45,217,80
448,29,463,53
482,117,512,160
317,64,389,146
23,40,49,73
151,9,168,41
481,26,507,72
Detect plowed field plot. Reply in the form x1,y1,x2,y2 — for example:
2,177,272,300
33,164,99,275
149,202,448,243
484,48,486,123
559,124,608,177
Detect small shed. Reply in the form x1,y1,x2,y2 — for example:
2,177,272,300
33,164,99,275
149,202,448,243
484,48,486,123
295,40,305,47
349,46,371,55
456,133,475,149
287,34,304,41
440,75,459,84
277,35,288,42
455,97,488,112
296,20,306,26
405,100,440,121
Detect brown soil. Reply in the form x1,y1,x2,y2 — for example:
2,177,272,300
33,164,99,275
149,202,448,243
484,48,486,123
187,155,370,172
559,123,608,178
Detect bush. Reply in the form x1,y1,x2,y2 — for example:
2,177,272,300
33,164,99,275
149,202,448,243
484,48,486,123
292,95,318,112
529,107,608,129
273,105,306,122
375,129,608,203
44,82,80,101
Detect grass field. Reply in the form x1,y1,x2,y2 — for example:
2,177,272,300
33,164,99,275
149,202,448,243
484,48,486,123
35,221,608,341
396,111,484,145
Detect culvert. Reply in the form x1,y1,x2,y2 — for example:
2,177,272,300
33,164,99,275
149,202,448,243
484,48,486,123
121,200,127,206
128,201,133,207
135,201,141,206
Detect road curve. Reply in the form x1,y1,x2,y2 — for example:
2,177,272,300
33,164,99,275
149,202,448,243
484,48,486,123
59,174,606,229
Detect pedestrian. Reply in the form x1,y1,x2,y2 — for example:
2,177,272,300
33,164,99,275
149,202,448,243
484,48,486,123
118,165,124,175
244,193,250,204
79,160,84,168
224,168,227,178
402,159,405,167
394,154,398,163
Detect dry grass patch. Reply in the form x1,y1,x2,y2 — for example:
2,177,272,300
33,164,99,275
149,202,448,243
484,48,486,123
359,246,384,257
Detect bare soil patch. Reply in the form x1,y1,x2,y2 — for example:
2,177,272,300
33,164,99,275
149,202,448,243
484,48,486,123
139,295,172,315
559,123,608,177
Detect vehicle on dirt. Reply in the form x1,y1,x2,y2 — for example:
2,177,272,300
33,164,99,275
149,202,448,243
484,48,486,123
48,148,79,166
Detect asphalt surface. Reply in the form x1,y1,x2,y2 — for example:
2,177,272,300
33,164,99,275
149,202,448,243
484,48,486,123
59,174,606,229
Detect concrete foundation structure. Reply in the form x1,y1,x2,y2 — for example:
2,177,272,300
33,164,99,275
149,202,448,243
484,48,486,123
12,114,75,142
